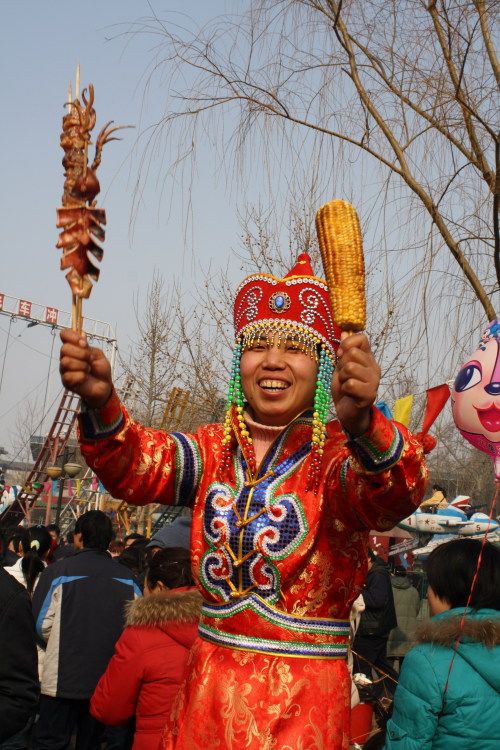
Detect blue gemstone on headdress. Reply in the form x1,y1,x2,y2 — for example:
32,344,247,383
268,290,290,313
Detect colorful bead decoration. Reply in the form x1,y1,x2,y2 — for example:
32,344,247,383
240,321,323,362
220,330,335,493
223,254,341,489
308,345,335,492
219,338,257,480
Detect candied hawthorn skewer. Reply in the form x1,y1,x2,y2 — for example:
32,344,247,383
57,75,129,330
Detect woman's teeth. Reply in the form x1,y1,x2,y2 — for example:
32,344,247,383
260,380,288,391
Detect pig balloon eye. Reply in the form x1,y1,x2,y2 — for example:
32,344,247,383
454,364,482,392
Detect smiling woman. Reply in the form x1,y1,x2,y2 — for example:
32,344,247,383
60,251,430,750
239,337,318,427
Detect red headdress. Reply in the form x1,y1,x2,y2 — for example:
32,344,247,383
221,253,340,490
233,253,341,359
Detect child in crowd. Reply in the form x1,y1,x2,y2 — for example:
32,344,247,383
109,539,125,557
384,538,500,749
91,547,201,750
7,526,51,595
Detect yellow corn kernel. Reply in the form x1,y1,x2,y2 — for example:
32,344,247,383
315,200,366,332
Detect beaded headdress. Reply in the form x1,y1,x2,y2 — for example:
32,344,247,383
221,253,341,490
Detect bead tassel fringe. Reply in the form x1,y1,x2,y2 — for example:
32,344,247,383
220,336,335,491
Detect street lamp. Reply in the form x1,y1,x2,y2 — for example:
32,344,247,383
46,460,82,526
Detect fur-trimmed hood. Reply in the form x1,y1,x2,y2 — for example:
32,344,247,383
417,611,500,649
125,587,202,628
416,608,500,692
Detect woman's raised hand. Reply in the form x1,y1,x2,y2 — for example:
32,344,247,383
60,329,113,409
331,332,380,436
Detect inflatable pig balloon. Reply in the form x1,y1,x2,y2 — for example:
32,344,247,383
451,320,500,479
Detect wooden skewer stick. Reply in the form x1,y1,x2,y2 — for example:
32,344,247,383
75,63,80,101
76,296,83,333
71,293,78,332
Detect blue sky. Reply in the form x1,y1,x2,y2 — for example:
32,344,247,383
0,1,246,451
1,1,490,459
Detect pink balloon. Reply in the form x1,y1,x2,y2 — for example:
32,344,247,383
451,320,500,479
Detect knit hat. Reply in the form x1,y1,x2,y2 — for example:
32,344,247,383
147,516,191,551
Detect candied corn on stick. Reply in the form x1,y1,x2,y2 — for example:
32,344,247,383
315,199,366,332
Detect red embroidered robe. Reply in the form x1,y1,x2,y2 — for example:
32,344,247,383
79,393,427,750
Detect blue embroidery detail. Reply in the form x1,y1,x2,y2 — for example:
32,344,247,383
200,435,311,603
171,433,202,506
349,425,404,472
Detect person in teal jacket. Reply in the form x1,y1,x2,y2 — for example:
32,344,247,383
384,538,500,750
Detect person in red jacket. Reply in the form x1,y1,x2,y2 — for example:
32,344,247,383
90,547,201,750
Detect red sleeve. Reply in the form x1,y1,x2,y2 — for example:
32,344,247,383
90,628,143,726
78,391,203,507
330,407,427,531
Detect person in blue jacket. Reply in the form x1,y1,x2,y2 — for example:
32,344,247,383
31,510,141,750
384,538,500,750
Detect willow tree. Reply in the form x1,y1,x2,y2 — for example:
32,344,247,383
134,0,498,388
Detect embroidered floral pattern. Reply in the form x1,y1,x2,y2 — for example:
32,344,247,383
233,285,264,327
200,446,309,602
298,287,336,343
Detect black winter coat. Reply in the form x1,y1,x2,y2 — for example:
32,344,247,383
32,548,140,700
357,558,397,637
0,566,39,741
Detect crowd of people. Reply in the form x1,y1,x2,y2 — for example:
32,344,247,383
1,518,498,749
1,253,498,748
0,513,198,749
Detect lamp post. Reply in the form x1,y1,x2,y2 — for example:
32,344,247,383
46,459,82,526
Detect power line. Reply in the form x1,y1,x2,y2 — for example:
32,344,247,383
0,321,55,359
0,386,63,470
0,364,60,422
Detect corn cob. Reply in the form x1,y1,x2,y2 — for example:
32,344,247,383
315,199,366,332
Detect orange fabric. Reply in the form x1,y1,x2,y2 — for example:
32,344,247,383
79,405,428,749
163,638,351,749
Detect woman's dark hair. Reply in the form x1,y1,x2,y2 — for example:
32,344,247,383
146,547,193,590
119,542,148,585
125,532,147,545
74,510,114,551
21,525,52,595
109,539,125,556
432,484,446,494
426,538,500,610
6,530,26,556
